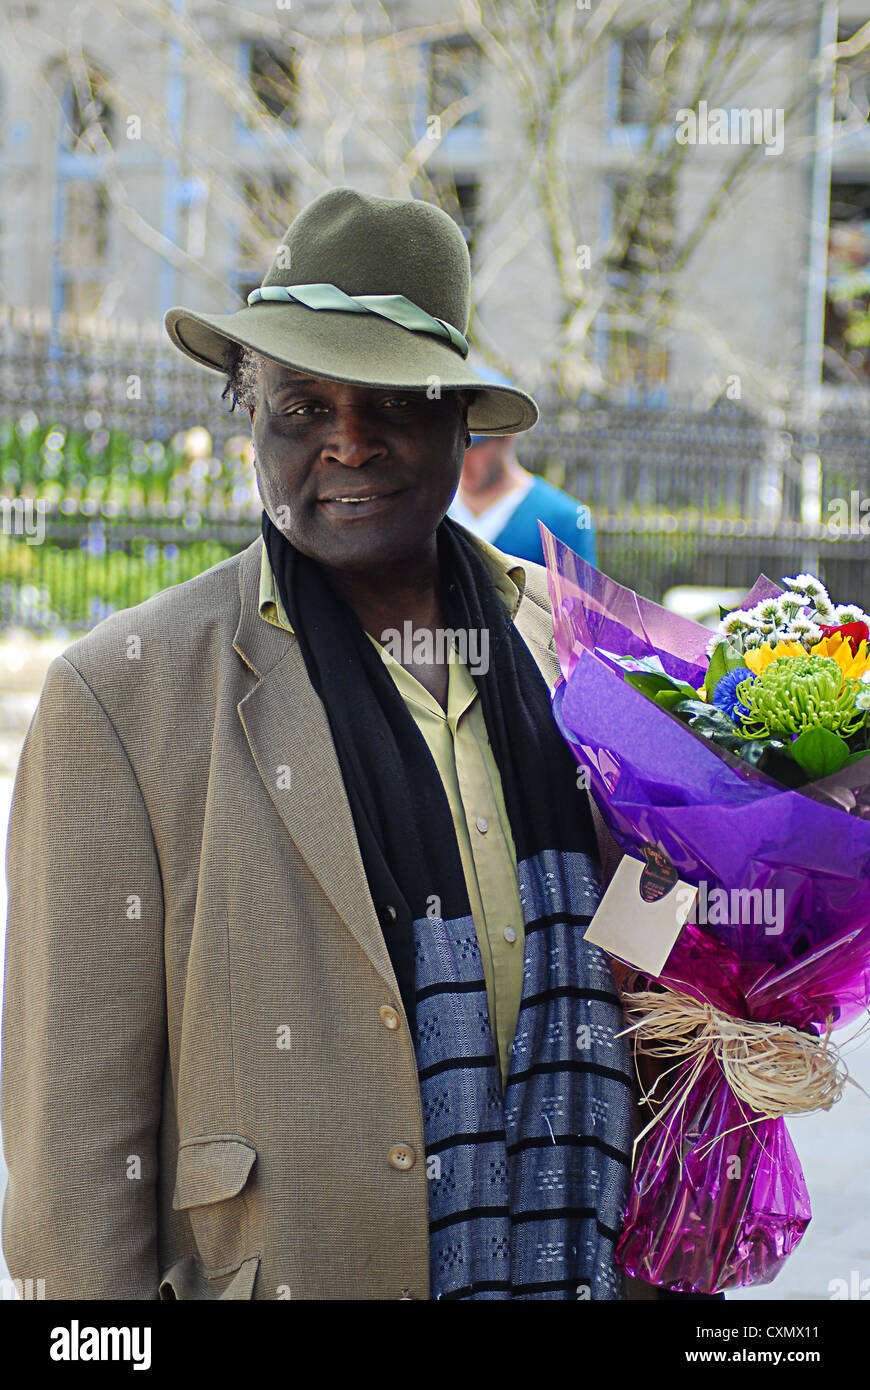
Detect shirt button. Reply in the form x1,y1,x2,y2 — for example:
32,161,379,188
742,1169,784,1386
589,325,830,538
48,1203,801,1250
475,816,489,834
388,1144,416,1171
379,1005,401,1030
503,926,518,943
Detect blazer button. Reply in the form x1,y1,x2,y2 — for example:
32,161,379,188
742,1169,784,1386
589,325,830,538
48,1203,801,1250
388,1144,416,1171
379,1005,401,1030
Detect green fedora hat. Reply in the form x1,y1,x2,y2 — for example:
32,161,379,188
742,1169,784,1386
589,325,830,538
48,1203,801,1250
164,186,538,436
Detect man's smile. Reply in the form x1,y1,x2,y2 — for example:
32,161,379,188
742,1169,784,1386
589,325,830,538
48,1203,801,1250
316,489,404,518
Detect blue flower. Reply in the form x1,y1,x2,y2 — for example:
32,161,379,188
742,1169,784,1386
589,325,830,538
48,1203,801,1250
712,667,755,724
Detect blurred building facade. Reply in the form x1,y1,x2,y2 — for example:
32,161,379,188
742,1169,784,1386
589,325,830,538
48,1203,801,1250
0,0,869,400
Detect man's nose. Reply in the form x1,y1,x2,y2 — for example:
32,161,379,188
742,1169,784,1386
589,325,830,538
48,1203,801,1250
321,406,388,467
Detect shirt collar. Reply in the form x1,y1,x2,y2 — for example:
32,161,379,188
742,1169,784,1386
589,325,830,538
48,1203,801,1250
258,525,527,635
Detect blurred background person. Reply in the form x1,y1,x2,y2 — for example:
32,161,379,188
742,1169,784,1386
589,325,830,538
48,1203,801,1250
448,366,597,567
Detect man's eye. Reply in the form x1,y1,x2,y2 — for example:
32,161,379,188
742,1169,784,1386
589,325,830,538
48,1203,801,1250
279,402,327,415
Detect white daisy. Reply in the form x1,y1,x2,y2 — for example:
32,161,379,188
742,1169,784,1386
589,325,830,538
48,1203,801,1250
776,593,807,619
783,618,823,648
834,605,870,626
750,599,782,625
812,598,837,622
719,611,753,637
783,573,830,604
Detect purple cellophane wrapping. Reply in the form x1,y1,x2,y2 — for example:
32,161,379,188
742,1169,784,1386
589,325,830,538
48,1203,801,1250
540,524,870,1293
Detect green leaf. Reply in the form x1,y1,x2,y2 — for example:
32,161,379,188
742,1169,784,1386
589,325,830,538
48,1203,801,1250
672,701,746,742
756,746,810,787
624,672,698,707
624,672,682,697
741,739,783,767
673,699,734,727
704,641,745,699
654,688,695,711
704,643,727,698
787,727,852,779
843,749,870,768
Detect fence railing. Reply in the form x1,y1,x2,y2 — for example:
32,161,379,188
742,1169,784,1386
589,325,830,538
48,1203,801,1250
3,309,870,630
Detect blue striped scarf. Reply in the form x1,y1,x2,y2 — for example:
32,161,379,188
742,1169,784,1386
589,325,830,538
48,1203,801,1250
415,848,634,1299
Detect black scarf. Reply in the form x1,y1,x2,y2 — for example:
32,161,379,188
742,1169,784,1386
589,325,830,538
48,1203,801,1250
261,508,600,1031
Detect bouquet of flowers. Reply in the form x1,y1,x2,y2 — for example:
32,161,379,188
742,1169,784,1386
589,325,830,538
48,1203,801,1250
540,524,870,1294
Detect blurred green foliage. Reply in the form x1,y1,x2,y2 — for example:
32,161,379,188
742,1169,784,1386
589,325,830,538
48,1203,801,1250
0,413,257,631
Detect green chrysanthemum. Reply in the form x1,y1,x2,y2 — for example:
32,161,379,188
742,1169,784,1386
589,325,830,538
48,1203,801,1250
735,655,865,739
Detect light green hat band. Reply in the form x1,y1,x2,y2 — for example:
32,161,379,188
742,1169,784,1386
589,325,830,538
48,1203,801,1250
247,283,469,358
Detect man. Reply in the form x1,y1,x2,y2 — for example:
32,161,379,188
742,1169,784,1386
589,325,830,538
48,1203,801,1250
2,187,636,1300
448,365,597,569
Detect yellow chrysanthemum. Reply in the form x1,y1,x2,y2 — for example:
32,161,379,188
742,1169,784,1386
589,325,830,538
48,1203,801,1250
809,634,870,680
742,632,870,681
742,640,805,675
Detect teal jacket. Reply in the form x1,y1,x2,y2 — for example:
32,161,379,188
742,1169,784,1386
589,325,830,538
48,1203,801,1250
493,474,597,567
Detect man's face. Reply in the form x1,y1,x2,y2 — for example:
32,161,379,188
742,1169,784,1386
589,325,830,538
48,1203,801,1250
460,438,508,494
250,358,470,574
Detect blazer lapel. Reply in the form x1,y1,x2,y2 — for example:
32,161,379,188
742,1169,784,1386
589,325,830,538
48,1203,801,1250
231,534,561,992
232,538,400,994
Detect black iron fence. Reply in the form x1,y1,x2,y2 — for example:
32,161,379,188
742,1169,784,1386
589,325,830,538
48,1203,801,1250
2,308,870,630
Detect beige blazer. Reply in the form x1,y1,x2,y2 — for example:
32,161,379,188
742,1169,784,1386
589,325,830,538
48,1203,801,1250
1,528,633,1300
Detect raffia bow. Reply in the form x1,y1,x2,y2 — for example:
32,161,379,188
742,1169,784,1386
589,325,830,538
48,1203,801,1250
616,980,860,1164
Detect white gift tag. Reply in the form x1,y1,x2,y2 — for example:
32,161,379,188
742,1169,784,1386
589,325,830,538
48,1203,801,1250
584,845,696,977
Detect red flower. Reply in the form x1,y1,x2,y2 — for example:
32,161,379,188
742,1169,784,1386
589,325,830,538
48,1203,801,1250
818,620,870,655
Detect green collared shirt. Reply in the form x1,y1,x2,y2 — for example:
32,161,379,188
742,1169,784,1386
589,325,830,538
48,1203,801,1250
259,538,527,1090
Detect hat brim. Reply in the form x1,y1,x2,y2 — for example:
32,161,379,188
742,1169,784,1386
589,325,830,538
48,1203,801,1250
163,302,538,436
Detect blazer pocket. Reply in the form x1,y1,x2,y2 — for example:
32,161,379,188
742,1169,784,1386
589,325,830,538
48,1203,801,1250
171,1135,260,1284
158,1253,261,1301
